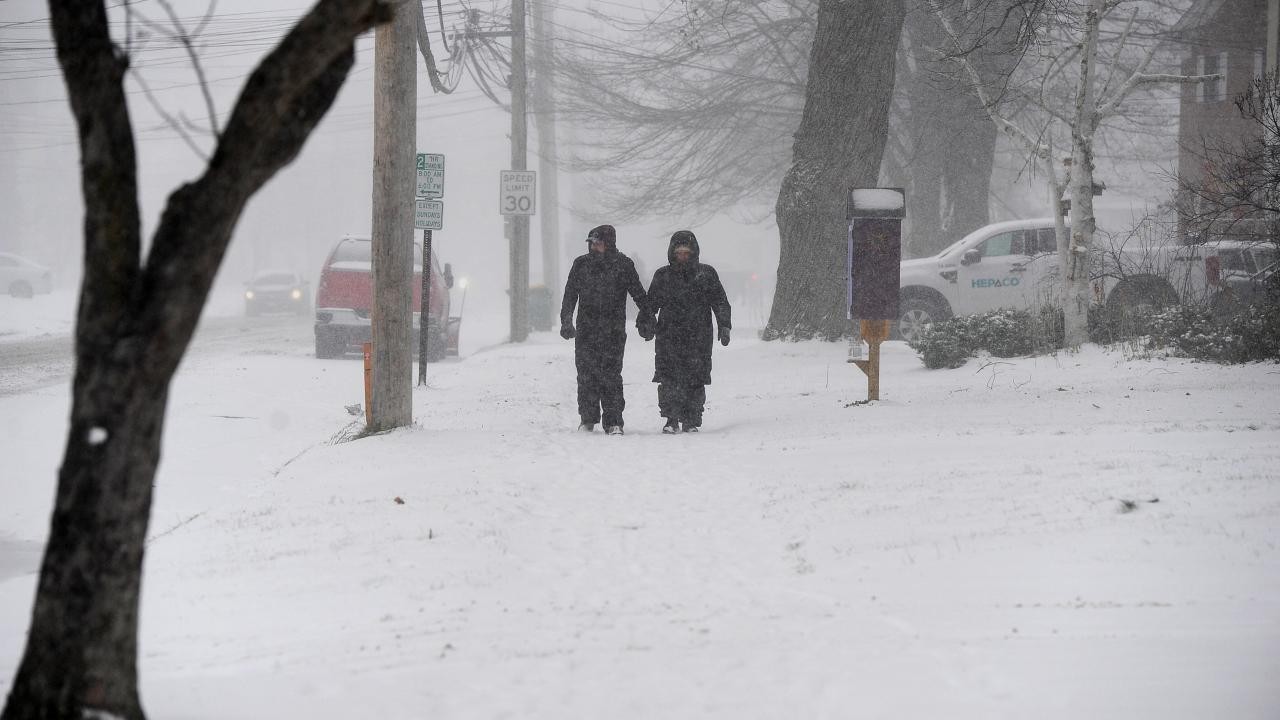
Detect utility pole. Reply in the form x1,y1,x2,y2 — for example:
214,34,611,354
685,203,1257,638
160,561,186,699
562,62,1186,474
370,0,416,430
508,0,530,342
1269,0,1278,76
531,0,562,313
509,0,530,342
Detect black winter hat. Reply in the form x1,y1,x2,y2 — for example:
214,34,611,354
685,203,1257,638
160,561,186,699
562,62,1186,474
587,224,617,250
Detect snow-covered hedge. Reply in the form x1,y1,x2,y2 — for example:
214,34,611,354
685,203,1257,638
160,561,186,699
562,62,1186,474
1145,302,1280,363
907,307,1065,369
909,278,1280,368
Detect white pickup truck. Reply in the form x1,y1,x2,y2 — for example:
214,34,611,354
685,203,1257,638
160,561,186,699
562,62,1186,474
895,218,1275,341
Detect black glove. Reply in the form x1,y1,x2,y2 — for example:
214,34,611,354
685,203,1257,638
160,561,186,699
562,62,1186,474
637,319,655,341
718,327,730,346
560,325,575,340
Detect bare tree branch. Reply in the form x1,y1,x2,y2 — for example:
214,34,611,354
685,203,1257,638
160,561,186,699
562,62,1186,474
128,70,209,160
152,0,222,137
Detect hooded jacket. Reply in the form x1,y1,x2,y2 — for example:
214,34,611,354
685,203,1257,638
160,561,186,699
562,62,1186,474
560,224,649,336
647,230,731,385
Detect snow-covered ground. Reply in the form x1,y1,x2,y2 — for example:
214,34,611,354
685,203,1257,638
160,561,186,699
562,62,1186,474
0,290,77,342
1,309,1278,718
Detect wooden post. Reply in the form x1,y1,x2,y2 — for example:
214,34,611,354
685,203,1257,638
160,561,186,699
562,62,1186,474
363,341,374,428
851,319,890,401
509,0,530,342
370,0,416,429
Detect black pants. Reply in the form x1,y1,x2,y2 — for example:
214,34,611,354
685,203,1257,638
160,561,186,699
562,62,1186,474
658,383,706,427
575,332,626,427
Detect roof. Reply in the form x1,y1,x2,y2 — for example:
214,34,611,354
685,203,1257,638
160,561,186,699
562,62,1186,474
1170,0,1231,39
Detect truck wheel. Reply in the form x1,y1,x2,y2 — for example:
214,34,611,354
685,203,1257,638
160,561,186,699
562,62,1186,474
1105,279,1178,337
9,281,33,299
895,297,947,342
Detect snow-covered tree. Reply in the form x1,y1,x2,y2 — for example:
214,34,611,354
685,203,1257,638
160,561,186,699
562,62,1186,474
766,0,906,339
1,2,391,718
931,0,1212,346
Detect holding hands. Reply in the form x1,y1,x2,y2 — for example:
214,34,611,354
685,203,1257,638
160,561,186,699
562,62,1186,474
637,315,656,341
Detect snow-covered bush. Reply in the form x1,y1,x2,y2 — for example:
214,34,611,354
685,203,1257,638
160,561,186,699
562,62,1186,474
908,307,1065,369
1145,302,1280,363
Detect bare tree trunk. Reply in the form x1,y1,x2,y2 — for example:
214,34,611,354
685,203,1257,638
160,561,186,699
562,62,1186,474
940,111,996,240
887,7,1004,259
370,0,416,431
3,2,388,717
532,0,563,308
1064,0,1104,348
895,32,945,257
767,0,905,340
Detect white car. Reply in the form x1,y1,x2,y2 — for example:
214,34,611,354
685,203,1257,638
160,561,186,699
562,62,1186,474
0,252,53,298
895,218,1211,341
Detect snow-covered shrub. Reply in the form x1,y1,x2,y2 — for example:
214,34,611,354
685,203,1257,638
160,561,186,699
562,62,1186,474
908,307,1066,369
1145,301,1280,363
909,316,975,368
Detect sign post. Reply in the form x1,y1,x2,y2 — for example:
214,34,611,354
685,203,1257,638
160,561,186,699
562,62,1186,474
847,187,905,402
499,170,537,216
416,153,445,384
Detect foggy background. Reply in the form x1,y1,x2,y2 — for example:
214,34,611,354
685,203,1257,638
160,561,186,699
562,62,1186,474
0,0,1178,348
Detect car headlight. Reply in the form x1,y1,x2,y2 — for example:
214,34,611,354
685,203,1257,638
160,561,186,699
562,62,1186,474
245,290,255,300
291,288,303,300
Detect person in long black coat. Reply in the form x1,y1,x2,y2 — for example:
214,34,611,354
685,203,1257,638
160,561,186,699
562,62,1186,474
560,224,652,434
644,230,731,433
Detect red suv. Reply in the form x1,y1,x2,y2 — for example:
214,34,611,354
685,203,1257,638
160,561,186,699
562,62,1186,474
314,236,457,359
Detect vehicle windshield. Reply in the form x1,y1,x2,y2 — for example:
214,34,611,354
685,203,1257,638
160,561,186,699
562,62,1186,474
253,273,297,286
935,236,971,259
332,240,423,268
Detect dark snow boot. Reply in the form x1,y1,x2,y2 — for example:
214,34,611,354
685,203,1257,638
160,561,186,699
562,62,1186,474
681,423,700,433
605,425,624,435
662,418,680,434
578,422,596,432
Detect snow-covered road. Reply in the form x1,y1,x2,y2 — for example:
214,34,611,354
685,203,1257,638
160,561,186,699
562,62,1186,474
2,316,1278,718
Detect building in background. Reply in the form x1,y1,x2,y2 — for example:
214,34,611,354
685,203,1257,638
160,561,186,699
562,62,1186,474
1173,0,1278,239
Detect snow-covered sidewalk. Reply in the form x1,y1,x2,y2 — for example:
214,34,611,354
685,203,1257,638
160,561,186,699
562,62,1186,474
2,332,1278,718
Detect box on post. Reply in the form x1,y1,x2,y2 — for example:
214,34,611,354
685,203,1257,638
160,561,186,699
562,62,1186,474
847,188,905,321
846,188,904,403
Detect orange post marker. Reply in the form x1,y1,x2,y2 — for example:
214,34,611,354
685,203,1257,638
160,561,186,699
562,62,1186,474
363,341,373,427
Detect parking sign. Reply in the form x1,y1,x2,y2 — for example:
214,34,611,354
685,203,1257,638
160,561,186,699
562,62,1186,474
416,153,444,198
415,199,443,230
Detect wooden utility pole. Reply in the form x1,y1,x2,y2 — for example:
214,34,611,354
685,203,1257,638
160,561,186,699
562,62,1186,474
509,0,530,342
370,0,416,430
1269,0,1279,75
531,0,562,310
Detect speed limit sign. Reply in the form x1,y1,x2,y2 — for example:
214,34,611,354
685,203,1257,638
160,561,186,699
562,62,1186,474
499,170,536,216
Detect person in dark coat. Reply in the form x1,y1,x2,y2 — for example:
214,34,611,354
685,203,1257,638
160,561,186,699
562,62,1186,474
560,224,653,435
644,230,731,433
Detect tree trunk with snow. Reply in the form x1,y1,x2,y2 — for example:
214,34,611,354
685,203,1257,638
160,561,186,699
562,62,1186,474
1063,0,1104,348
1,2,389,718
767,0,905,339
